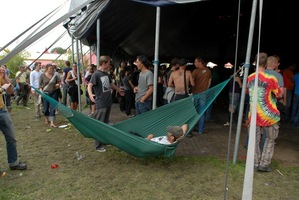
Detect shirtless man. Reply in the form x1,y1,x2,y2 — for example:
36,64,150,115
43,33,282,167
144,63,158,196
168,58,194,101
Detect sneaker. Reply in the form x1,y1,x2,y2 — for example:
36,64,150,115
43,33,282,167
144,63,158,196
257,166,272,172
10,162,27,170
96,147,106,153
223,122,230,126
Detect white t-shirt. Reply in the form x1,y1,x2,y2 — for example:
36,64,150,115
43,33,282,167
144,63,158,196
150,136,171,145
30,70,42,90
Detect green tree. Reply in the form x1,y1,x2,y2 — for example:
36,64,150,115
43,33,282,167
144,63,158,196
51,47,66,54
0,49,29,78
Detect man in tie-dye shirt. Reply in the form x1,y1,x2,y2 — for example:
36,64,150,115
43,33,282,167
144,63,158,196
247,52,282,172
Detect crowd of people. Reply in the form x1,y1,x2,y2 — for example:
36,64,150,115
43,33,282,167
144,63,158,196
1,53,298,172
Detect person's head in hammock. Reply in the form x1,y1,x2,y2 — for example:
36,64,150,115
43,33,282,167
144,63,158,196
146,124,188,144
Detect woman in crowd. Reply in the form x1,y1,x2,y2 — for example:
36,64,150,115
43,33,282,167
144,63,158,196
39,63,61,127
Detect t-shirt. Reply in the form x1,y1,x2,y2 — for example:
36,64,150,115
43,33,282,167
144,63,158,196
89,70,113,109
191,67,212,94
63,67,72,84
150,136,171,145
122,75,132,91
135,69,154,102
30,70,42,89
16,71,28,84
265,69,284,102
265,69,284,87
283,68,294,90
247,71,282,126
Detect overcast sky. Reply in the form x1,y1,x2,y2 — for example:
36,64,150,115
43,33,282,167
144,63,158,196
1,0,72,54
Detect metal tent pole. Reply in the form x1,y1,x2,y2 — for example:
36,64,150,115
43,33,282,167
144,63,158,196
96,18,101,67
152,6,161,110
76,39,82,113
233,0,258,165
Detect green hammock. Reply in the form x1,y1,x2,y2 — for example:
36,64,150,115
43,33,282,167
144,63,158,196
33,78,230,158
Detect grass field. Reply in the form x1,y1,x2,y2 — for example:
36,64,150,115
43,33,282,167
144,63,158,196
1,101,299,200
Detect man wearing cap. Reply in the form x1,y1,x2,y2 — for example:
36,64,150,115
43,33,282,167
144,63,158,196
168,58,194,101
146,124,188,144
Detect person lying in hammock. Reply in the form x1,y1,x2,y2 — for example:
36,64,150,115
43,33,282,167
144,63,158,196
146,124,189,145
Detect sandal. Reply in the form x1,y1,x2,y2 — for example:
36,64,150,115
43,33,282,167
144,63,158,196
50,124,58,128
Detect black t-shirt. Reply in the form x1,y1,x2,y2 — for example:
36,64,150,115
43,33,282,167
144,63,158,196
63,67,72,83
89,70,113,109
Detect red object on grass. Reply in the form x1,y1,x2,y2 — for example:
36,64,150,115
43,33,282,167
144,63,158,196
51,164,59,169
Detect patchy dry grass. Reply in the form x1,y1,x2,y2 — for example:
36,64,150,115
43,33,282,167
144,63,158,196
1,100,299,200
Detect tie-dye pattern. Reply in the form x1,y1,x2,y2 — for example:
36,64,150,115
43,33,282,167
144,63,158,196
247,72,282,126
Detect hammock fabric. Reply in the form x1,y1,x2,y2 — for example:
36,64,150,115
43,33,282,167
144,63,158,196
33,78,230,158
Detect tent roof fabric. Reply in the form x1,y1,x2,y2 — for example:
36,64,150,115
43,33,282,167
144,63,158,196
64,0,298,64
63,0,249,62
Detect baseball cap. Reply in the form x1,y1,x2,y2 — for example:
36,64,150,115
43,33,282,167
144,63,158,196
166,126,183,138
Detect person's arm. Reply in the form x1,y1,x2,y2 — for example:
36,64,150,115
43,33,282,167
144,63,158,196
181,124,189,135
188,71,195,87
0,72,13,94
168,73,174,87
87,82,95,103
282,87,287,105
0,83,13,94
111,82,125,96
65,71,72,83
29,72,33,87
140,84,153,103
207,78,212,89
146,134,154,140
61,71,67,85
236,77,242,88
128,79,135,90
0,67,13,94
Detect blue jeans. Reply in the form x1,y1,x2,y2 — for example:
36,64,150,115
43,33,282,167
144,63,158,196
195,96,206,133
0,109,18,165
43,91,59,122
135,100,152,115
197,112,206,133
291,94,299,127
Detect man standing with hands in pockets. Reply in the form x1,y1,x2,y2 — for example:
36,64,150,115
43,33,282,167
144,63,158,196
133,55,154,115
